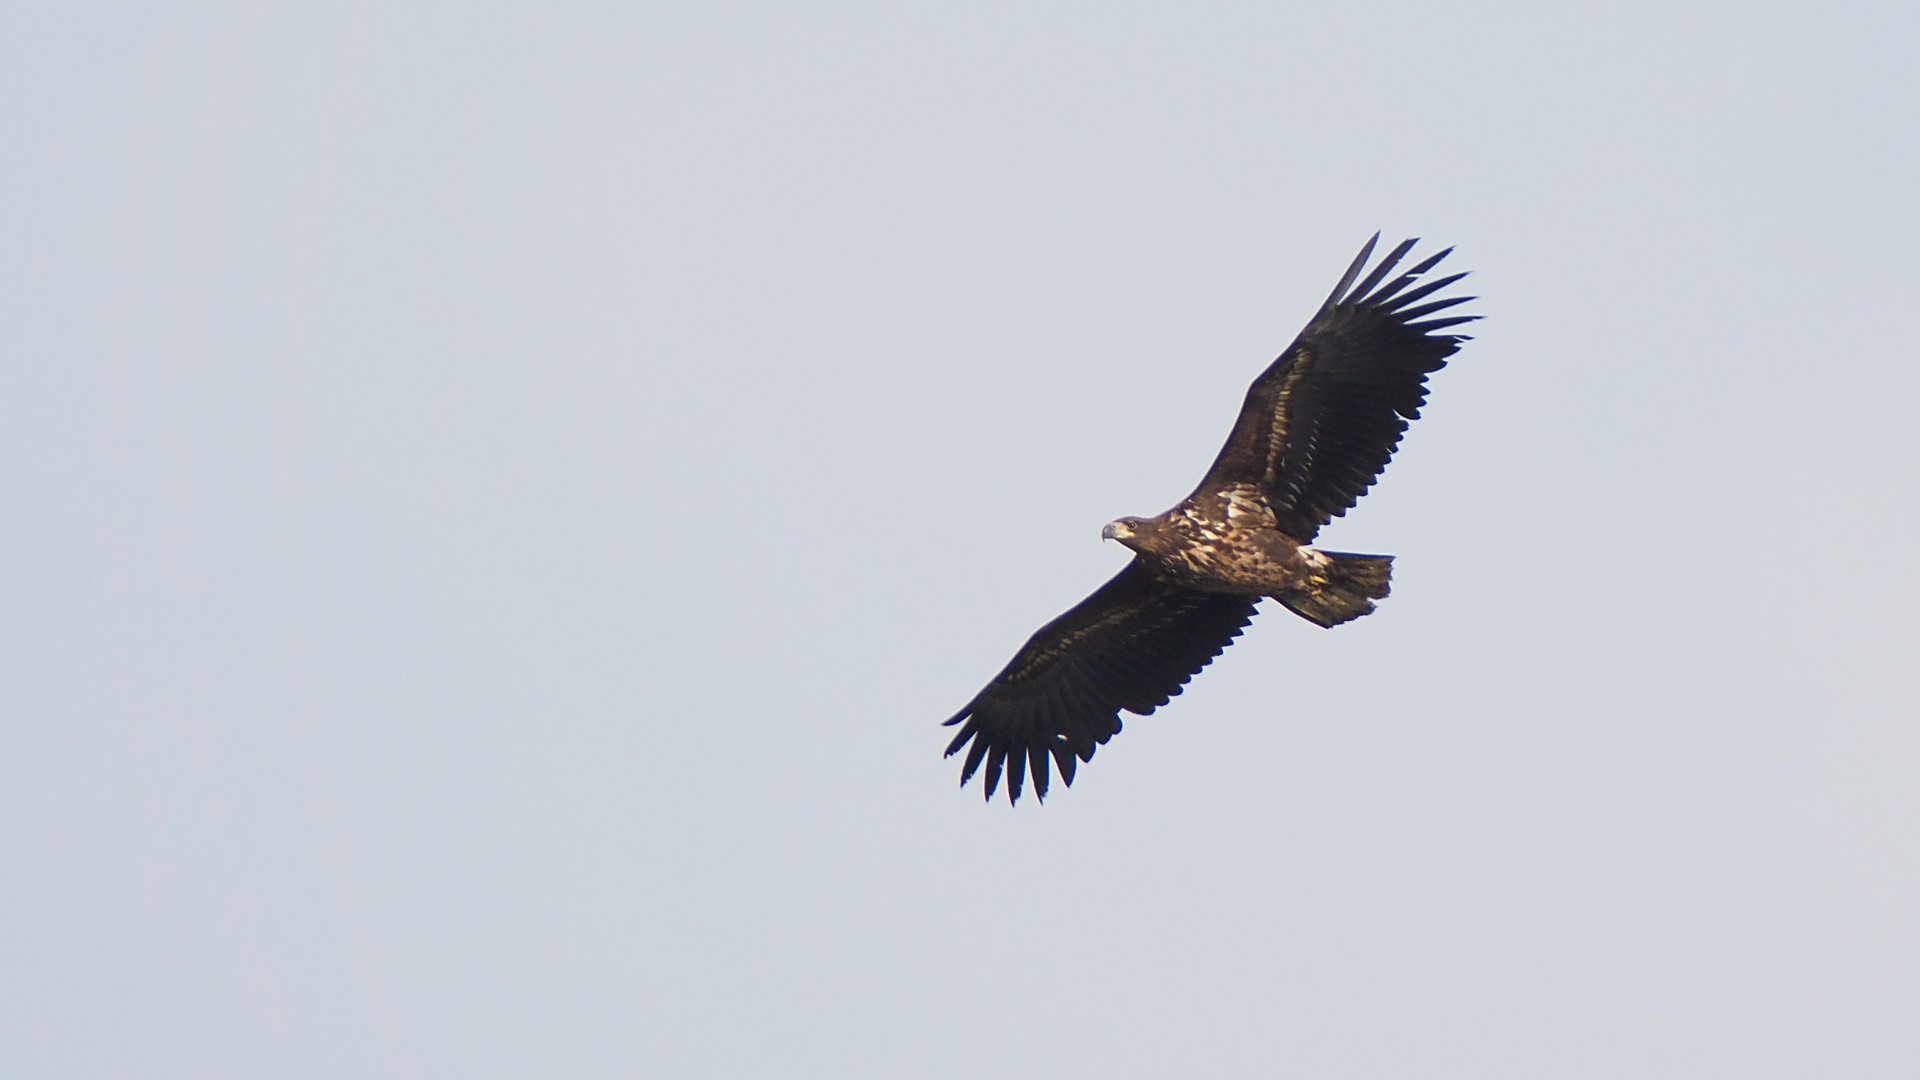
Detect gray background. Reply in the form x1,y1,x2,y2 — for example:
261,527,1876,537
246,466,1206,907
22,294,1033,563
5,2,1917,1077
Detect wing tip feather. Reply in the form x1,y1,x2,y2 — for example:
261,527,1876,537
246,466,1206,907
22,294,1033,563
1321,232,1382,310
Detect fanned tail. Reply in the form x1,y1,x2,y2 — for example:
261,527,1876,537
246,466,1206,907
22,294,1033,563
1279,552,1393,628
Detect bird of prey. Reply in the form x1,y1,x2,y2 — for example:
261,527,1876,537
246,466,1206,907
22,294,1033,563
942,234,1477,804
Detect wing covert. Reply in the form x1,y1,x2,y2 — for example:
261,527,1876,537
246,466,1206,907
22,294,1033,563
942,559,1257,805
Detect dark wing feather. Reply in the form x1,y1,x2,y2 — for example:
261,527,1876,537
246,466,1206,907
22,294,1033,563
942,558,1257,805
1198,234,1479,540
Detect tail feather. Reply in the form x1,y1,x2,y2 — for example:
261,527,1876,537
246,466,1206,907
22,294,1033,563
1279,552,1393,628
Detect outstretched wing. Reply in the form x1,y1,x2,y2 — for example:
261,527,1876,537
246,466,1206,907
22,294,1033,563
942,559,1257,805
1198,235,1479,541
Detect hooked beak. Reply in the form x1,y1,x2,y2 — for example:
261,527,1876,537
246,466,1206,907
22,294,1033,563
1101,520,1135,542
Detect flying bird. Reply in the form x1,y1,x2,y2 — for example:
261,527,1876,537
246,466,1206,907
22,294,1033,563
942,234,1477,804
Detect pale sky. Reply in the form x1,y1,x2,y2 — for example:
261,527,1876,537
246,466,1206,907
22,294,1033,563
4,3,1917,1077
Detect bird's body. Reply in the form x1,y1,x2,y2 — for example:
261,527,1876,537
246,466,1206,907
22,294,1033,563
1102,484,1387,626
942,235,1478,804
1112,484,1306,596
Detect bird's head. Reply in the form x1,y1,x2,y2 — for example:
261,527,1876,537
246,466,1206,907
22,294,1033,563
1101,517,1144,547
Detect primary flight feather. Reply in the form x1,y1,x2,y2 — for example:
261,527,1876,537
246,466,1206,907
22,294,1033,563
942,234,1478,804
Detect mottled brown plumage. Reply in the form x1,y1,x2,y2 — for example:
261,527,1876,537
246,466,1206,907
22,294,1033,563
943,235,1477,804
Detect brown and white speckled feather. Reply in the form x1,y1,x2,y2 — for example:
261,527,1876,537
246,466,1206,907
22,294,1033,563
1262,359,1315,491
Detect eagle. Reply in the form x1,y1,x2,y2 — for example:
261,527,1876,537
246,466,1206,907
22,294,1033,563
942,234,1478,804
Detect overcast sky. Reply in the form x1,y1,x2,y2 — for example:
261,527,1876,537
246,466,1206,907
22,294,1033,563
4,2,1917,1077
